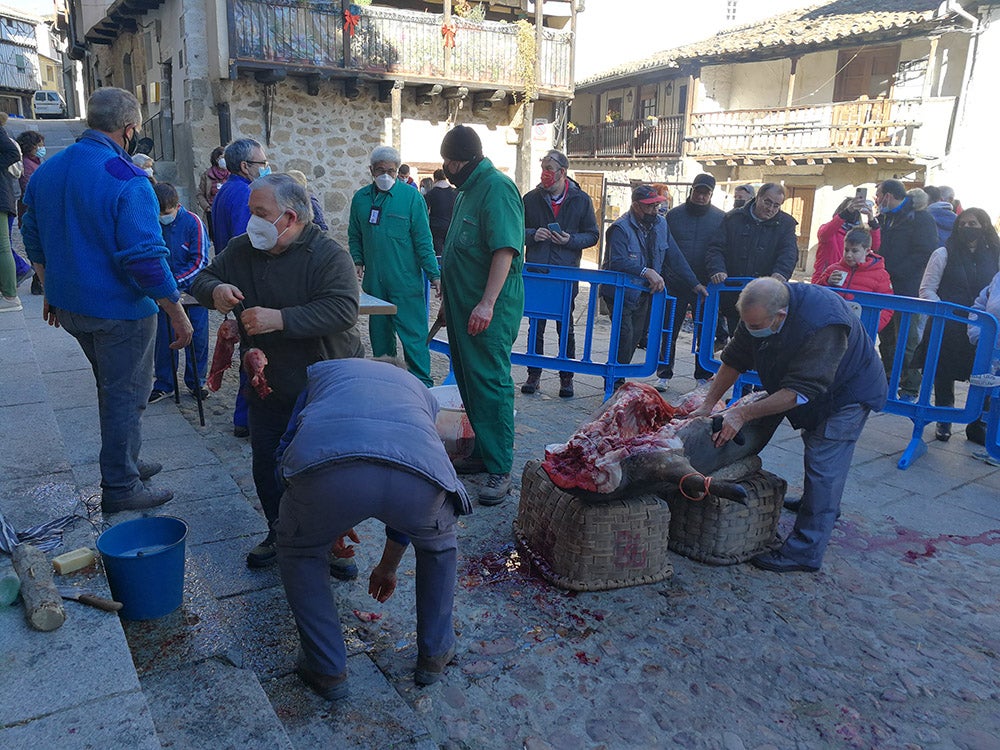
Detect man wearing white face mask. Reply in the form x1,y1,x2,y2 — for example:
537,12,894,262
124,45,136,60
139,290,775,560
690,278,887,573
211,137,271,438
349,146,440,387
192,173,364,568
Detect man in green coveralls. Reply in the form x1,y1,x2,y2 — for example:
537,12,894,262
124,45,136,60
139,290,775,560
349,146,440,387
437,125,525,506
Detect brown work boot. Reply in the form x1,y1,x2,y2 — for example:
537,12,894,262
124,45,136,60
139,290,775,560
521,373,540,394
101,486,173,514
478,473,510,506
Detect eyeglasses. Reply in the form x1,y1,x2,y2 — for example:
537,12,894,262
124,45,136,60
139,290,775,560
372,166,398,176
246,160,269,167
759,197,783,210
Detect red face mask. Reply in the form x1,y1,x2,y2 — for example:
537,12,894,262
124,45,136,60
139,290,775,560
540,171,557,189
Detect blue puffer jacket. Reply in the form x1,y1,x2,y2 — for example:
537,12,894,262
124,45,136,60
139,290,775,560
602,211,698,308
277,358,472,515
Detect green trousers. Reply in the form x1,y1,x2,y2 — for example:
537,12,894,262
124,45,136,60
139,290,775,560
369,292,433,388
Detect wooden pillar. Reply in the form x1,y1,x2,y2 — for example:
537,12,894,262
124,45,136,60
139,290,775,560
682,72,699,157
390,81,403,152
786,56,800,109
922,36,940,99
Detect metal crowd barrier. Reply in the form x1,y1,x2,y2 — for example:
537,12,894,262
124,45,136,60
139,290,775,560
428,264,672,400
694,278,1000,469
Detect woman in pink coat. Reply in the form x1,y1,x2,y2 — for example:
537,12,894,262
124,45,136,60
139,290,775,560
811,196,881,284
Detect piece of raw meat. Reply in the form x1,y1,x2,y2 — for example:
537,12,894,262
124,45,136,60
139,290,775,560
206,319,240,392
244,347,272,399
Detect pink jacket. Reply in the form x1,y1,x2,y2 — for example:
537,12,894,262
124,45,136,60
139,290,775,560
811,215,881,284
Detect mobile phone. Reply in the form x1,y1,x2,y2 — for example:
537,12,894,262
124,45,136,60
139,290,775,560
547,222,562,233
855,187,867,201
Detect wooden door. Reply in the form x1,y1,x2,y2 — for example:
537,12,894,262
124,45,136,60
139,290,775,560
833,45,900,102
784,186,815,272
573,171,605,266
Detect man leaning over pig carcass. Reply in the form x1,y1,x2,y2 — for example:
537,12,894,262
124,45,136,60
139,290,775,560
690,277,887,572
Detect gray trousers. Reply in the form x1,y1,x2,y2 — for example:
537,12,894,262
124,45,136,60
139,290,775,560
782,403,871,568
59,310,156,501
275,460,458,677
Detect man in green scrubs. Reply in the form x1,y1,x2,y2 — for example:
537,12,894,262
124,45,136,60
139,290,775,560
437,125,525,505
349,146,440,387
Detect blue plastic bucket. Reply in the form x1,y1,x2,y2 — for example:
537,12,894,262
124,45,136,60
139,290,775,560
97,516,187,620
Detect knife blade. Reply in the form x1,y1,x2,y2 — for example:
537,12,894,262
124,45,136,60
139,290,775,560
56,586,123,612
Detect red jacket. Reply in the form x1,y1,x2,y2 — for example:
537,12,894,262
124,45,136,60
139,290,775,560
811,215,881,284
817,253,893,330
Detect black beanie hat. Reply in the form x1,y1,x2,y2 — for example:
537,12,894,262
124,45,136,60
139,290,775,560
440,125,483,161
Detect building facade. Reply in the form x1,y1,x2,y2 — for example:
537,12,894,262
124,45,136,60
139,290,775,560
66,0,581,235
0,6,42,117
569,0,999,269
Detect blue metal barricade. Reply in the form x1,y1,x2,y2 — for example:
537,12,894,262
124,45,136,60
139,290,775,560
695,279,1000,469
429,264,672,400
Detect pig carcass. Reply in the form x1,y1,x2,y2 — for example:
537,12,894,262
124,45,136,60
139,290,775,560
542,383,781,503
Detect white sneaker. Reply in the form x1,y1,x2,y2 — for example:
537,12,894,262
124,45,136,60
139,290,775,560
972,450,1000,468
654,377,670,392
0,296,22,313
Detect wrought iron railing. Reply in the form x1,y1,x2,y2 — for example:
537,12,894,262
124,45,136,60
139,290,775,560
229,0,572,92
566,115,685,158
142,110,173,161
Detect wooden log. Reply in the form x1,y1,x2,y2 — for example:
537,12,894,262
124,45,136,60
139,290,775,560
11,544,66,632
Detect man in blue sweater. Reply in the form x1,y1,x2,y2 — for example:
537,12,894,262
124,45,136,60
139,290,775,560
211,137,271,438
22,87,193,514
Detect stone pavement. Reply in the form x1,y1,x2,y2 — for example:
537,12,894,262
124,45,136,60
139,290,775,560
2,277,999,749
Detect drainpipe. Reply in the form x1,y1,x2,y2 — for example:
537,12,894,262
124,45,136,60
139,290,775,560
946,0,981,152
942,0,977,27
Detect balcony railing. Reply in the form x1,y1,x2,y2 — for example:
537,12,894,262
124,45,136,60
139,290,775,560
566,115,685,159
229,0,572,93
687,98,925,157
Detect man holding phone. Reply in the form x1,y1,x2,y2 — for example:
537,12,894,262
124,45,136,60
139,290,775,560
521,149,599,397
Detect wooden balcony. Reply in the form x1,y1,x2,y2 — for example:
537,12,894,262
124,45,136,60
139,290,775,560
566,115,685,159
686,98,932,160
228,0,573,96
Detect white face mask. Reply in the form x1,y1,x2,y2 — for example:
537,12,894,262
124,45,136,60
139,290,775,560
144,168,154,178
374,173,395,192
217,157,226,170
159,212,177,225
247,213,287,251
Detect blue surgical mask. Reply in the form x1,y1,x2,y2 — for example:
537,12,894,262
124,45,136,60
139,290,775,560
35,146,46,158
746,310,786,338
747,324,776,339
258,165,272,178
159,211,177,225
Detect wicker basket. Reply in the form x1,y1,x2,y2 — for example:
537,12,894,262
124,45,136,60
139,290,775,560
514,460,673,592
665,468,786,565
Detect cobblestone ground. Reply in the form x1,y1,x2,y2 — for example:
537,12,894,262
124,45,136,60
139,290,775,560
166,292,1000,750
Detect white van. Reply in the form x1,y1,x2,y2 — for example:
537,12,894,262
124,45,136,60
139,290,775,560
33,90,66,119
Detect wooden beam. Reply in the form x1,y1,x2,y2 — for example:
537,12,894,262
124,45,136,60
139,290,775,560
847,156,856,163
866,157,877,164
726,159,736,166
442,86,468,100
391,82,402,153
822,158,832,164
785,158,796,166
742,158,753,165
765,159,775,166
806,158,816,165
786,56,799,109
